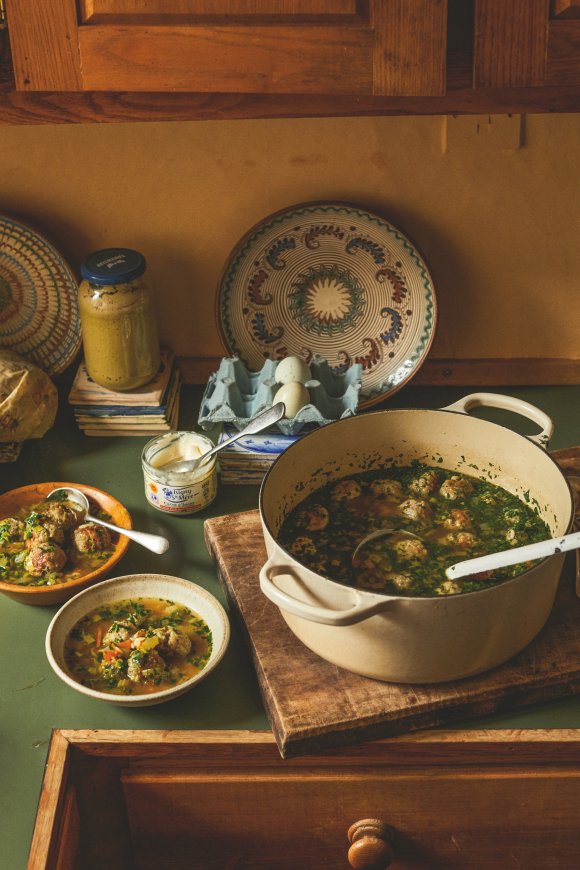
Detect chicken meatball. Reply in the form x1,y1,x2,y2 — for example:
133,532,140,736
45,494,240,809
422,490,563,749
289,536,317,557
297,505,329,532
443,509,473,530
444,530,480,549
388,571,414,592
73,522,113,553
126,649,167,684
331,480,361,501
103,620,134,646
41,500,83,532
0,517,25,542
24,543,67,576
154,626,192,658
439,476,474,501
409,470,439,497
393,537,428,560
369,479,404,500
26,520,65,548
399,498,432,521
436,579,462,596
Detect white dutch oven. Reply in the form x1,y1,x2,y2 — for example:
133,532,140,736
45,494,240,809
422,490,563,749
259,393,574,683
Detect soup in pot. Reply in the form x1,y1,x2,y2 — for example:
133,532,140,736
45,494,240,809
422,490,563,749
278,462,550,597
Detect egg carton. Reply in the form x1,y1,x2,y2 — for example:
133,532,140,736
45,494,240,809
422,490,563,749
198,355,362,436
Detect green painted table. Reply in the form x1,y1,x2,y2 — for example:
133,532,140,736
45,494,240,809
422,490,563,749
1,384,579,869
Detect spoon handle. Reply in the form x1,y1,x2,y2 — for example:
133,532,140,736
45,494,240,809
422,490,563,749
446,530,580,580
210,401,286,456
86,513,170,555
167,401,286,474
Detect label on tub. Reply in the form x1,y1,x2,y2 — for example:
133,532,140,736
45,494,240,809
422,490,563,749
144,471,217,514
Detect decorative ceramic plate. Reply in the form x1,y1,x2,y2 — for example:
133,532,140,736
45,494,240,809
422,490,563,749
217,202,437,408
0,215,81,376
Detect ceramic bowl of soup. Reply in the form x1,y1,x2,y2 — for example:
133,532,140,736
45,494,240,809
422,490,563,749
0,481,132,605
46,573,230,707
259,393,574,683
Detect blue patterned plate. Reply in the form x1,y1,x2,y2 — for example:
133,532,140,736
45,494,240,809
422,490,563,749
217,202,437,408
0,215,81,376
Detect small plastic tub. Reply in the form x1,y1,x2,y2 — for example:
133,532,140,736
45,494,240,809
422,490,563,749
142,432,217,515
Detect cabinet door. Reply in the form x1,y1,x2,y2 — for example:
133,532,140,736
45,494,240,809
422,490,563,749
6,0,447,96
473,0,580,87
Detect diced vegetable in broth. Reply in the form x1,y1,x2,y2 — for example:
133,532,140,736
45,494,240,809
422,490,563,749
278,462,551,597
64,597,213,695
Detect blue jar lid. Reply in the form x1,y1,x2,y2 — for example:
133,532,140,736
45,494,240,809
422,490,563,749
80,248,146,285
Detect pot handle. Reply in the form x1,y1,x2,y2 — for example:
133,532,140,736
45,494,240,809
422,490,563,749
441,392,554,448
259,557,392,626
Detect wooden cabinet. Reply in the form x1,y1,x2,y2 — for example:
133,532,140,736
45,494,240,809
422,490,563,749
2,1,580,122
474,0,580,88
29,729,580,869
6,0,447,96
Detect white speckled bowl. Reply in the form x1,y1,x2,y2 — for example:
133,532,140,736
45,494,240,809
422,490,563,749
46,573,230,707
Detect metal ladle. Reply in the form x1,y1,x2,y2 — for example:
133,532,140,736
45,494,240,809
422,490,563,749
48,487,170,555
352,526,580,584
162,401,286,474
446,529,580,580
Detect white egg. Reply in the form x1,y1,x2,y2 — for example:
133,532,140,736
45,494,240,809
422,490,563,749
275,355,311,385
273,382,310,418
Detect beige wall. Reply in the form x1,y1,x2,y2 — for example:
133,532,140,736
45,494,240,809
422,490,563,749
0,113,578,369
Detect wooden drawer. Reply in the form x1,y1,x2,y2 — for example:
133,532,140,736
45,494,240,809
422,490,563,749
30,729,580,869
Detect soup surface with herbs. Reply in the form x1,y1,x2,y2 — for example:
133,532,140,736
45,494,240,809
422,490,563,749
64,596,213,695
278,462,551,597
0,494,115,587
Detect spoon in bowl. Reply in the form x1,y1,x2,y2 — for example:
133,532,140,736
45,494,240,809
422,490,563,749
47,487,170,555
445,530,580,581
162,402,286,474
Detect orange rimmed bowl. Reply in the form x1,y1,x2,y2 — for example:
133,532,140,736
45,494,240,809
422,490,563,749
0,481,132,605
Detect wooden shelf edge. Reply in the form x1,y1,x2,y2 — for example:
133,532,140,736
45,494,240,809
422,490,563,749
2,86,580,125
177,356,580,386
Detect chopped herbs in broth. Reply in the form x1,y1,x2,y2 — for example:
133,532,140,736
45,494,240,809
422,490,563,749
278,463,551,597
0,493,115,587
64,596,213,695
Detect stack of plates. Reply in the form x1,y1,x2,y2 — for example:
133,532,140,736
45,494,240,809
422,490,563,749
217,424,301,485
68,350,180,436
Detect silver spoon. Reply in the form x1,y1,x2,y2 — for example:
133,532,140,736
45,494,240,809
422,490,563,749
163,401,286,474
47,487,170,555
446,529,580,581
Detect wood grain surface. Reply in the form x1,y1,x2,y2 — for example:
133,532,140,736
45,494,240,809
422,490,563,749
29,729,580,870
204,448,580,758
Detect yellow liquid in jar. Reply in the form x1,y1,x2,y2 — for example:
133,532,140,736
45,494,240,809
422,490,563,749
79,279,160,390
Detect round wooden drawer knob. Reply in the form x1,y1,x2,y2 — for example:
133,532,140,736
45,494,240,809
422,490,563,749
347,818,395,869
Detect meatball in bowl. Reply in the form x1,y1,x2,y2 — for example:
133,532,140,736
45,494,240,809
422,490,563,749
0,482,131,605
46,574,230,707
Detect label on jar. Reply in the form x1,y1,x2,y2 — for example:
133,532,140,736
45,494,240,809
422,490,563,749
144,467,217,514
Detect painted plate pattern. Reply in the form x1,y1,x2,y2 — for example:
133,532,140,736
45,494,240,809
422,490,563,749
217,203,436,408
0,215,81,376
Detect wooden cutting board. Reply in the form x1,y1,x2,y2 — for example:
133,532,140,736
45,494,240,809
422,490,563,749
204,449,580,758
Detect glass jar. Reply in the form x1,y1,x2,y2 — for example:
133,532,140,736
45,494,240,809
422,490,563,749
142,431,218,515
78,248,160,391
